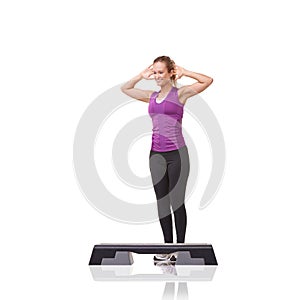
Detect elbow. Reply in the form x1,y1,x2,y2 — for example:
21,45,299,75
121,85,131,97
120,85,127,94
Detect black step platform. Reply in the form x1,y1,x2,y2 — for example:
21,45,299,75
89,243,217,266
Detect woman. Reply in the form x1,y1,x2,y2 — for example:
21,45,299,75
121,56,213,262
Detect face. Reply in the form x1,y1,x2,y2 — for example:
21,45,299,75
153,61,174,86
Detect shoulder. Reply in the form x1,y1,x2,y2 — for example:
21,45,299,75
150,90,159,98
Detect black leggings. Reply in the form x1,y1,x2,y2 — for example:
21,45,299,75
149,146,190,243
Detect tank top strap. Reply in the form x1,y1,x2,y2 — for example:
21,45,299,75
150,90,159,101
150,87,182,105
167,86,183,106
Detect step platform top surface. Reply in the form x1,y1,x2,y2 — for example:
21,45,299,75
93,243,213,250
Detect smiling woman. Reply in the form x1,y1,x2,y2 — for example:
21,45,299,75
121,55,213,263
152,56,177,90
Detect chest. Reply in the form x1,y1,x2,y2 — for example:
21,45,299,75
148,99,183,117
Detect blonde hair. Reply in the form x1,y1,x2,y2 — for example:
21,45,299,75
153,55,177,86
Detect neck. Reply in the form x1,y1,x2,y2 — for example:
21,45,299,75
160,83,173,94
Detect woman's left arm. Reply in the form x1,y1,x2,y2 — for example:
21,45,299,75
175,66,213,104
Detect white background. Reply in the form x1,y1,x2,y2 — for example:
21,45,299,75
1,0,299,299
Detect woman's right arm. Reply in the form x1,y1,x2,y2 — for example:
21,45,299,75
121,66,154,103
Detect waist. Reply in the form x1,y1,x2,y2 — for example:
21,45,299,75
150,133,186,152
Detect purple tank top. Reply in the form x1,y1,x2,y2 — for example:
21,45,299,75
148,86,186,152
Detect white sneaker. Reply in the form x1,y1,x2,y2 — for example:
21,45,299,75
153,253,172,261
153,253,177,262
